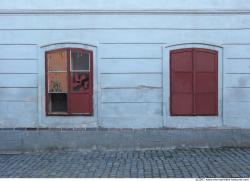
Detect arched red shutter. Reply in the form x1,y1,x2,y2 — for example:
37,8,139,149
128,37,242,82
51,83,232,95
170,48,218,116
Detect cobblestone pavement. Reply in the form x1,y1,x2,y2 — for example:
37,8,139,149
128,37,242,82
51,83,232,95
1,148,250,178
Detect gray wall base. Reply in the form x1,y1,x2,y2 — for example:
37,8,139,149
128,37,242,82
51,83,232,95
1,128,250,153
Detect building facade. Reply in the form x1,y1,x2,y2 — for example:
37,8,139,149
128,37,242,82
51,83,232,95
1,0,250,131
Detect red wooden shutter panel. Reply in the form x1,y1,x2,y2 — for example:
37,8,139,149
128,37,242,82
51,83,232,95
170,48,218,116
170,49,194,115
194,49,218,115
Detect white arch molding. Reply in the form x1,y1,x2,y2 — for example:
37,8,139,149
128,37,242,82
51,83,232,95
37,42,99,128
162,43,224,128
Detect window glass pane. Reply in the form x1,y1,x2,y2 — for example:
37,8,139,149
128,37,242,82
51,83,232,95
71,72,90,92
47,50,67,71
48,93,67,113
71,51,90,71
48,72,68,93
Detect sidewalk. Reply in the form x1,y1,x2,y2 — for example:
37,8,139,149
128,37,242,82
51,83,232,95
0,148,250,178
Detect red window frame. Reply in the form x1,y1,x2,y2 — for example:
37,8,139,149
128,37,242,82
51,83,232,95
170,48,218,116
45,48,93,116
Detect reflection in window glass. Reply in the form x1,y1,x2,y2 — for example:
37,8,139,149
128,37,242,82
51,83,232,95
48,72,68,93
71,72,89,92
71,51,90,71
47,50,67,71
48,93,67,113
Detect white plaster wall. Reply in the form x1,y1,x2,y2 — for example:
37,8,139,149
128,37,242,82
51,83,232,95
1,0,250,11
0,1,250,128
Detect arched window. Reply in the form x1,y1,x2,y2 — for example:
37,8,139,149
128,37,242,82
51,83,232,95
45,48,93,115
170,48,218,116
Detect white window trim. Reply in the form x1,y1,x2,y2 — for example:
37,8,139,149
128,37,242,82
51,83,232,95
162,43,224,128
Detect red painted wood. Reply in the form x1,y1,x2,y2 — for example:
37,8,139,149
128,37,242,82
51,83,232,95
194,49,218,115
170,49,193,115
69,94,92,114
170,48,218,116
45,51,49,115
